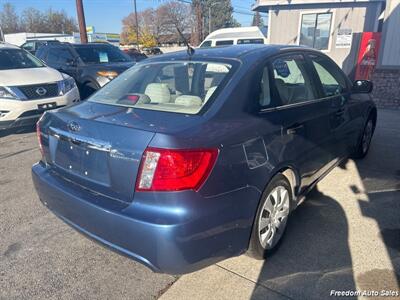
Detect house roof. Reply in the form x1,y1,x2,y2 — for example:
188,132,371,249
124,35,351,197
253,0,385,10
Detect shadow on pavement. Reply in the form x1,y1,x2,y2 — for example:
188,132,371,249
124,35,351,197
250,187,356,300
0,125,36,138
348,109,400,289
250,109,399,300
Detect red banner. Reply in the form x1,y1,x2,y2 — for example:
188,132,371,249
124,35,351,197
355,32,381,80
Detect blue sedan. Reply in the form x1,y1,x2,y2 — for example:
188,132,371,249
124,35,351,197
32,45,376,274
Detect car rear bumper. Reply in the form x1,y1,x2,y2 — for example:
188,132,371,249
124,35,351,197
32,162,260,274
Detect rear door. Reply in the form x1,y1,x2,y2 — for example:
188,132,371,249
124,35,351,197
258,53,335,190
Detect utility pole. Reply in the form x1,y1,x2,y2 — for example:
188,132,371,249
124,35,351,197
133,0,140,50
76,0,88,43
208,2,219,35
0,26,4,42
195,1,203,45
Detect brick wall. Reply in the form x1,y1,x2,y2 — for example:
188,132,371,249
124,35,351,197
371,68,400,109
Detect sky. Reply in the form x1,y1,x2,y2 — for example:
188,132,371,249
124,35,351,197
2,0,267,34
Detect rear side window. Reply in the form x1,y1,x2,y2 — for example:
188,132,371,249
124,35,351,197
270,55,316,106
215,40,234,46
22,42,34,51
308,54,348,97
46,47,74,65
46,49,60,65
89,61,234,114
237,39,264,44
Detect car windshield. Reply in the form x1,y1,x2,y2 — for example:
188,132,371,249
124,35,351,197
0,49,45,70
74,45,131,64
89,61,234,114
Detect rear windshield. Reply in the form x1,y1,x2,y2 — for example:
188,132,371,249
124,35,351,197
74,45,131,64
89,61,234,114
0,49,45,70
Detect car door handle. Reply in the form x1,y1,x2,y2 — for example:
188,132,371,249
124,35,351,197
335,108,345,116
286,124,304,135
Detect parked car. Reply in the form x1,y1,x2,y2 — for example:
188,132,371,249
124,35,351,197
36,42,134,99
20,39,61,55
123,48,147,62
142,47,163,55
199,26,268,48
32,45,376,274
0,43,79,130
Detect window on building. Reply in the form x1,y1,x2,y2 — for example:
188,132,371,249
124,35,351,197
299,13,332,50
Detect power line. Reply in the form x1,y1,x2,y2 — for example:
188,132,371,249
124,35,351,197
174,0,258,16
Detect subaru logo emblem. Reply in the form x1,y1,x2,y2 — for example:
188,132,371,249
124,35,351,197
67,121,80,132
35,87,47,96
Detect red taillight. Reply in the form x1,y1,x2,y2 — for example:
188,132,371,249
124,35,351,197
36,121,44,157
135,147,218,192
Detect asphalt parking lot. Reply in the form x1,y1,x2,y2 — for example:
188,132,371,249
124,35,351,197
1,109,399,300
0,127,177,299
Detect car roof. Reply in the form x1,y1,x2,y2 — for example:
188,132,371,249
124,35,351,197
146,44,317,63
0,42,20,50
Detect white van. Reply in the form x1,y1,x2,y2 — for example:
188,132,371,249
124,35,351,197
199,26,267,48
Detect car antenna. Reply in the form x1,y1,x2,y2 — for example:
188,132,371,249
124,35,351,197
175,25,195,57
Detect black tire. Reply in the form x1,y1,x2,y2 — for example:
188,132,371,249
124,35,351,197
352,115,375,159
247,174,293,260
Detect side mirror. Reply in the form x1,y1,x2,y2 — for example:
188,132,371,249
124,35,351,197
66,58,77,66
352,80,373,94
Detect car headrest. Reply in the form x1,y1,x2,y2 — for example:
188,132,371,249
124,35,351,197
175,95,202,106
144,83,171,103
205,86,218,102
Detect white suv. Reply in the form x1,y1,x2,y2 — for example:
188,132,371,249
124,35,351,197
0,43,80,130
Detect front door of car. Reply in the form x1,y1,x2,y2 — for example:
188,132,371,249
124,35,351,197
257,53,335,192
46,47,78,79
306,54,355,160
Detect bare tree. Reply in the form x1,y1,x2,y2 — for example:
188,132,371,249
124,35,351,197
0,3,78,34
20,8,46,33
0,3,20,34
43,9,78,33
121,1,193,45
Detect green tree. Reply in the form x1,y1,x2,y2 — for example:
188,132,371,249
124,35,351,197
0,3,20,34
252,11,263,27
205,0,240,36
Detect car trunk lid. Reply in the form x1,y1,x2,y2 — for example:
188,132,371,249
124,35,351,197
40,104,156,204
